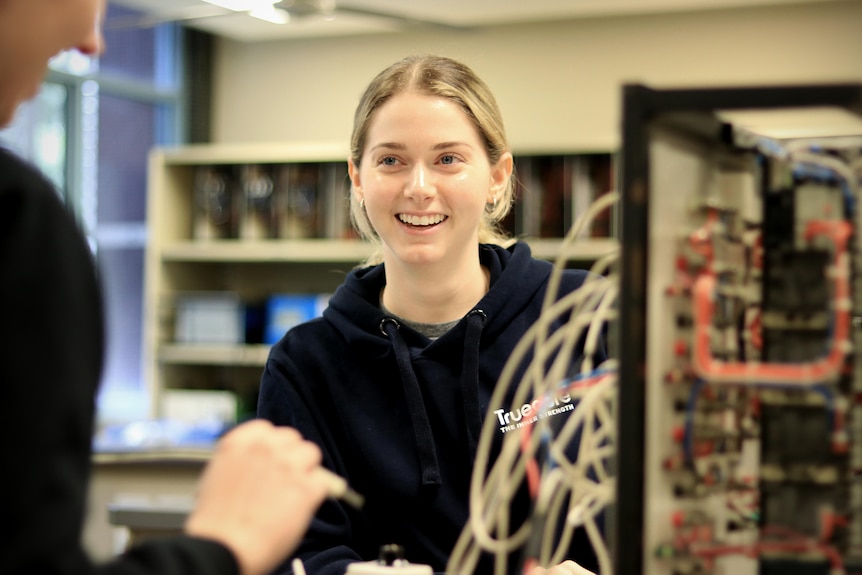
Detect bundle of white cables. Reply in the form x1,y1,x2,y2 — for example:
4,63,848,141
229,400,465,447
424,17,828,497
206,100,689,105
448,191,621,575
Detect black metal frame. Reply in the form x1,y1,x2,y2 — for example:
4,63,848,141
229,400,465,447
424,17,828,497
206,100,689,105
614,83,862,575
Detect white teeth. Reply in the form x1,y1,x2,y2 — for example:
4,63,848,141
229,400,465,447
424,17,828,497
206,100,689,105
398,214,446,226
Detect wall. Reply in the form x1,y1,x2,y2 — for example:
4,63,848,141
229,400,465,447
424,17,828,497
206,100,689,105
212,0,862,152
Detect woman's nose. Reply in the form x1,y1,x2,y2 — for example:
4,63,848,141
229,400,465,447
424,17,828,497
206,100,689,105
405,163,435,200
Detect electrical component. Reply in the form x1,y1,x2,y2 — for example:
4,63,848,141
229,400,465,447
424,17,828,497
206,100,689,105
452,83,862,575
619,83,862,575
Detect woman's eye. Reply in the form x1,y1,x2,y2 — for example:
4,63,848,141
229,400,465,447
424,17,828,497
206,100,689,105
380,156,398,166
440,154,458,165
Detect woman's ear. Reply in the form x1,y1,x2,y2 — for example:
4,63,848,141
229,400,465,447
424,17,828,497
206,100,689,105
490,151,514,196
348,157,363,202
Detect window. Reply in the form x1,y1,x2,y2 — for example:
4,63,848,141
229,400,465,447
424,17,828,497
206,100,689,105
0,83,69,197
0,3,186,424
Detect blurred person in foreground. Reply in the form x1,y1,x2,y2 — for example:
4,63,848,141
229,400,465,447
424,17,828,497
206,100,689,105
0,2,328,574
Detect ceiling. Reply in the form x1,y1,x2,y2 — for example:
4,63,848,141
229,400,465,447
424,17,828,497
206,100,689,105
107,0,843,42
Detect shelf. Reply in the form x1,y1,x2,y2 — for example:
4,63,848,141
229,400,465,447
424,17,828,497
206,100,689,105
157,142,349,165
524,238,618,261
93,448,213,465
159,238,617,263
161,239,375,263
158,344,271,366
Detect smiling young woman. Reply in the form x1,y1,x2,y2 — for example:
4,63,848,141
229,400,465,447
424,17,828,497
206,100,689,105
257,54,606,575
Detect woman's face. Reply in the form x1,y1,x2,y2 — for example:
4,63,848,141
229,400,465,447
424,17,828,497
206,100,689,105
349,90,511,269
0,0,105,127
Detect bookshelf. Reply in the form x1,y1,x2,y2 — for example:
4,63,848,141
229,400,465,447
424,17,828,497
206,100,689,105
143,143,617,421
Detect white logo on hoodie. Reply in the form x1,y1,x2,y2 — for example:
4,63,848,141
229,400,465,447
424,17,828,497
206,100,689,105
493,394,573,434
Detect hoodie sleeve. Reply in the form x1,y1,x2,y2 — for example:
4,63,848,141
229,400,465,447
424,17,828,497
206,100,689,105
258,354,365,575
0,150,239,575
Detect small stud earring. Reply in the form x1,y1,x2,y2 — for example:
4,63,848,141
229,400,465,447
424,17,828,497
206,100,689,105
359,198,365,210
485,197,497,213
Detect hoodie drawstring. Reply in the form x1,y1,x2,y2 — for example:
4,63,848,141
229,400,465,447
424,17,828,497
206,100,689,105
380,318,442,490
379,310,487,491
462,310,487,461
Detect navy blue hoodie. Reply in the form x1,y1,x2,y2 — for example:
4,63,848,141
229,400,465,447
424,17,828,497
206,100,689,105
258,242,603,575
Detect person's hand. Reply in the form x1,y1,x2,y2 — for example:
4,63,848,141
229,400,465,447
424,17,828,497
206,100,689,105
184,420,329,575
525,560,597,575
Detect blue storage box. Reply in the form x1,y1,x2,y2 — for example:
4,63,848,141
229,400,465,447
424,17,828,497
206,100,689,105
264,293,329,344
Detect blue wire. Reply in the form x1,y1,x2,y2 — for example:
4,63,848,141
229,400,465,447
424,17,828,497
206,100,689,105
792,162,855,216
805,383,836,429
548,368,616,472
755,136,790,160
683,379,707,463
540,427,555,470
563,367,615,385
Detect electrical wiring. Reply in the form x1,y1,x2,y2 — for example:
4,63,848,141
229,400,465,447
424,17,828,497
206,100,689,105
548,373,616,475
524,368,617,523
541,377,613,484
454,369,616,575
545,278,619,394
782,136,862,156
447,189,620,575
691,219,852,387
448,135,862,575
690,538,844,572
456,331,610,566
521,419,543,499
455,296,615,564
578,283,618,376
535,468,568,559
468,282,618,515
649,136,862,575
526,271,617,423
790,152,858,215
584,504,613,575
528,277,618,415
683,379,707,463
530,191,619,408
682,379,842,470
448,311,619,573
544,381,616,567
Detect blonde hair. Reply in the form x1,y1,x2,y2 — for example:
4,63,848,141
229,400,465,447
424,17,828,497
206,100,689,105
349,54,516,265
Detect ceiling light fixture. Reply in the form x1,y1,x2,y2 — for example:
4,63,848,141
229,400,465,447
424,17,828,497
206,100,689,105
201,0,277,13
200,0,289,24
250,6,291,24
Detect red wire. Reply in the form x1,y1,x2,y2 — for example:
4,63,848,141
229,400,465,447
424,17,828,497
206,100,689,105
687,525,845,571
518,373,611,499
521,422,541,499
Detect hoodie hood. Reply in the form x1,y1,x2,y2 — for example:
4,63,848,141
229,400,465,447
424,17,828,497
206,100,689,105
322,243,557,492
324,243,551,357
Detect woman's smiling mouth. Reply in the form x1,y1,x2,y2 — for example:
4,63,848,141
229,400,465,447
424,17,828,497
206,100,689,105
397,213,448,227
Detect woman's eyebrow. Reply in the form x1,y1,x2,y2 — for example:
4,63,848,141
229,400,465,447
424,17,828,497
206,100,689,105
369,142,406,152
433,141,473,150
